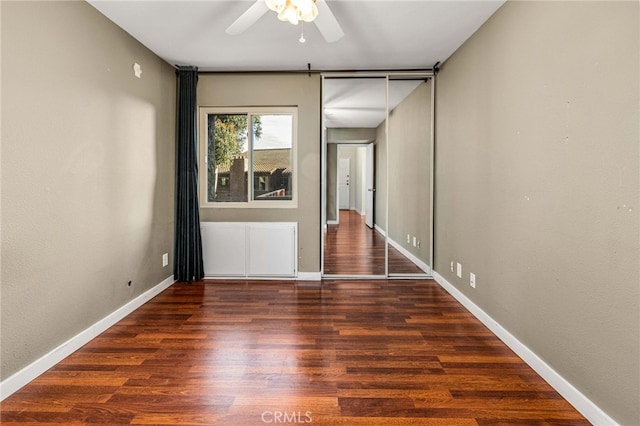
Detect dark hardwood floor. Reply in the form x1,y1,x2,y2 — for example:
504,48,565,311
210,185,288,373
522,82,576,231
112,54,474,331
1,279,588,425
324,210,424,275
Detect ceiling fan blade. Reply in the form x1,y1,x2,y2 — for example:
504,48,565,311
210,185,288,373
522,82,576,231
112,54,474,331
226,0,269,35
314,0,344,43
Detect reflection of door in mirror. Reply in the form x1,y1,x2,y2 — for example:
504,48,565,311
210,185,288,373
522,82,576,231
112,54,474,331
365,143,374,229
338,158,350,210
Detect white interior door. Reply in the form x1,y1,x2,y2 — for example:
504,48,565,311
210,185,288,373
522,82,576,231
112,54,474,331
365,144,374,228
338,158,350,209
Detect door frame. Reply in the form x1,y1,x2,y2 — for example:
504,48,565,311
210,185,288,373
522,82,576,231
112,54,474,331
334,144,372,223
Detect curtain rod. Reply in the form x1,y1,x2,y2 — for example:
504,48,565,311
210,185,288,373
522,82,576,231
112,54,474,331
189,61,441,76
193,68,436,76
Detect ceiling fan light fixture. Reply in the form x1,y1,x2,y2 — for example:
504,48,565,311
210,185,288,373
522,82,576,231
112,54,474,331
265,0,286,13
271,0,318,26
226,0,343,42
278,2,300,25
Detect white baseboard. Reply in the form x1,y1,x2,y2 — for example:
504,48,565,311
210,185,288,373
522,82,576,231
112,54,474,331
0,275,175,401
374,224,386,237
387,238,430,274
297,272,322,281
327,220,339,225
4,271,615,425
431,271,618,426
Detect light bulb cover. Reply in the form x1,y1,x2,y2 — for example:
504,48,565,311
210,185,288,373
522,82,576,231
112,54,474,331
265,0,286,12
278,3,299,25
298,2,318,22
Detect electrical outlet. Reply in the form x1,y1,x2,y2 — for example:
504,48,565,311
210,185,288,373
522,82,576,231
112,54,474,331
450,261,454,272
456,262,462,278
413,236,417,247
470,272,476,288
407,234,410,243
162,253,169,267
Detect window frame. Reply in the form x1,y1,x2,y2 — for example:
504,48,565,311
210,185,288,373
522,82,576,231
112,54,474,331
198,106,298,209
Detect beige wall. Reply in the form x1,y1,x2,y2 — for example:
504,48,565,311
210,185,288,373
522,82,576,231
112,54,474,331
327,127,376,144
197,74,321,273
388,81,431,264
435,1,639,424
1,1,176,379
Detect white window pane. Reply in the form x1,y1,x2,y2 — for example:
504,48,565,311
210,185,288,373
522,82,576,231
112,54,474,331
207,114,248,203
252,114,293,201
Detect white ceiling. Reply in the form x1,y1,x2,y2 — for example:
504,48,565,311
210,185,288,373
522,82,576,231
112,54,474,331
88,0,504,128
323,78,423,128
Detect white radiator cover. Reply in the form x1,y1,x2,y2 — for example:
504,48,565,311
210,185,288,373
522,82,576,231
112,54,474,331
200,222,297,278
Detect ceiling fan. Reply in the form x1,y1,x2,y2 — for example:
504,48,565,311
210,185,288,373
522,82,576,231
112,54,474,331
226,0,344,43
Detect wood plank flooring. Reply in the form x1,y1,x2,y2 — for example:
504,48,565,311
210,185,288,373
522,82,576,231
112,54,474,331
324,210,424,275
1,280,588,425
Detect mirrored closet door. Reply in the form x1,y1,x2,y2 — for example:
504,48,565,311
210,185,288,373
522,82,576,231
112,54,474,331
322,72,433,278
386,74,433,277
323,77,387,277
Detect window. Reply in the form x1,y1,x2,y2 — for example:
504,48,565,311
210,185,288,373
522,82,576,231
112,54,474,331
199,107,297,208
256,176,268,192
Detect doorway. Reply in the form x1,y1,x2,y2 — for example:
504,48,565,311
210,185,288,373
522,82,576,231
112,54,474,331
335,144,371,225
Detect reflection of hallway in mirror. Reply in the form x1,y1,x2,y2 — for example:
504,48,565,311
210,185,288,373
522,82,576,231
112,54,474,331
324,210,423,275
